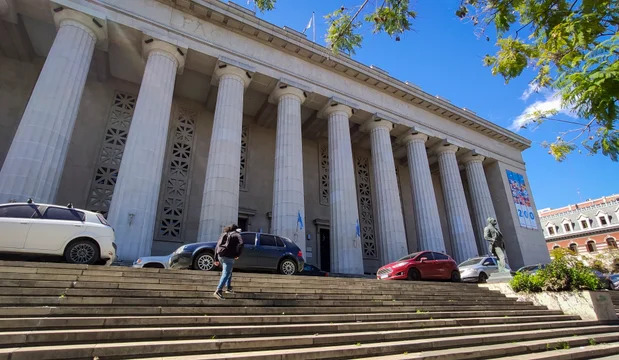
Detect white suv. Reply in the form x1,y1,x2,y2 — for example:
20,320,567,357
0,201,116,265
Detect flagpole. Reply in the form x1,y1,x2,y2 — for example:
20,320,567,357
312,12,316,42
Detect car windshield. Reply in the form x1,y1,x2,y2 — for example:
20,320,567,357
397,252,422,261
610,274,619,281
459,258,483,267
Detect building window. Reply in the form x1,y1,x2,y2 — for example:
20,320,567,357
607,237,618,250
86,91,137,216
553,245,560,249
355,156,377,259
547,226,555,235
318,143,329,206
563,223,571,232
155,107,197,242
580,220,589,229
587,241,597,253
569,243,578,254
599,216,608,226
239,125,249,191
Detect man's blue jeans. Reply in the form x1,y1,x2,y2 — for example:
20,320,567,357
217,256,235,291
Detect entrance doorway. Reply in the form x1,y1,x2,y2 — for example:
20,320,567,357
238,218,248,232
319,228,330,272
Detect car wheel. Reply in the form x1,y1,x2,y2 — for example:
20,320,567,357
279,259,297,275
478,272,488,283
451,271,461,283
65,240,99,265
407,268,421,281
193,252,215,271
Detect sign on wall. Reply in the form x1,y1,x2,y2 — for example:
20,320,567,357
506,170,538,230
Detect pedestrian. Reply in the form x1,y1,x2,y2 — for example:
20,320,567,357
213,224,244,299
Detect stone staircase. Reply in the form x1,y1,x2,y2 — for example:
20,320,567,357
610,291,619,316
0,260,618,359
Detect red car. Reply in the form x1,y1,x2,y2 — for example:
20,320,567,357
377,251,460,282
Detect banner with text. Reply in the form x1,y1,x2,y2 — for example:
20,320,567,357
506,170,538,230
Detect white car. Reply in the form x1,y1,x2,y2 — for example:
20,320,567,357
0,201,116,265
459,256,511,283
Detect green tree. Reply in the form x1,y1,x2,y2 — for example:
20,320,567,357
251,0,619,161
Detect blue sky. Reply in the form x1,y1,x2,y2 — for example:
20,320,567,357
247,0,619,209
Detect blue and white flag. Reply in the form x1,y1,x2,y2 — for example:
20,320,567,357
297,210,304,230
355,219,361,238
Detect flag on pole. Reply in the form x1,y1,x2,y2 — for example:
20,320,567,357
355,219,361,238
302,12,316,42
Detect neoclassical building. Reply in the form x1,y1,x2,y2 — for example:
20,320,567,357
0,0,550,273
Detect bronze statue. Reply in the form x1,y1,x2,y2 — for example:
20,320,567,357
484,217,508,273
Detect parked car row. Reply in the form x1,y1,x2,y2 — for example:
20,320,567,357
3,201,618,286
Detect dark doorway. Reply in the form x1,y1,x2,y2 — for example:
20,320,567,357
238,218,249,232
319,228,330,272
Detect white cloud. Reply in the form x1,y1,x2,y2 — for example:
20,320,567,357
510,90,577,131
521,83,541,101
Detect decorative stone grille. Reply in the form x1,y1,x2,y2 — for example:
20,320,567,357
155,107,197,242
319,142,329,206
355,156,377,259
86,91,137,216
239,125,248,191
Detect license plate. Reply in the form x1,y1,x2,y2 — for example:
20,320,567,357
380,274,388,279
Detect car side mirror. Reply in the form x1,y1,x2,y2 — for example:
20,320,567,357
419,257,427,263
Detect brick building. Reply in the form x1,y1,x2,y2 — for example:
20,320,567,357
540,194,619,255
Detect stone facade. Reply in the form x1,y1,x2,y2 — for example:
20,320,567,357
0,0,549,273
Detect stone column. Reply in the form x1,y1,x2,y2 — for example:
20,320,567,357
198,65,251,243
326,104,364,274
271,85,307,251
0,9,105,203
402,133,446,253
364,120,408,263
463,154,497,255
436,144,478,263
107,39,185,261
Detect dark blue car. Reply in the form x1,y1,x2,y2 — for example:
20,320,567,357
169,232,305,275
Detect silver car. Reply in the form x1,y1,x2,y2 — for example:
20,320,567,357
459,256,511,283
132,254,171,269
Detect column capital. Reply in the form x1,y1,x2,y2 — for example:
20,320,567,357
398,132,428,145
434,143,459,156
270,84,306,103
361,119,393,133
323,103,353,118
142,36,186,74
213,58,253,88
461,152,485,164
52,6,107,49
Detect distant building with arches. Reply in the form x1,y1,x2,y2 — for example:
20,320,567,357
540,194,619,255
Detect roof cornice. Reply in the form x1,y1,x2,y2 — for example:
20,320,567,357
156,0,531,150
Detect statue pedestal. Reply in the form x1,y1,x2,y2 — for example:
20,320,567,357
487,271,513,283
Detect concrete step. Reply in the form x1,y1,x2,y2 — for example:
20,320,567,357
0,303,547,317
0,313,579,331
0,274,498,297
0,295,537,308
0,278,501,297
2,325,616,360
362,332,619,359
0,319,594,347
0,287,517,302
489,342,619,359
